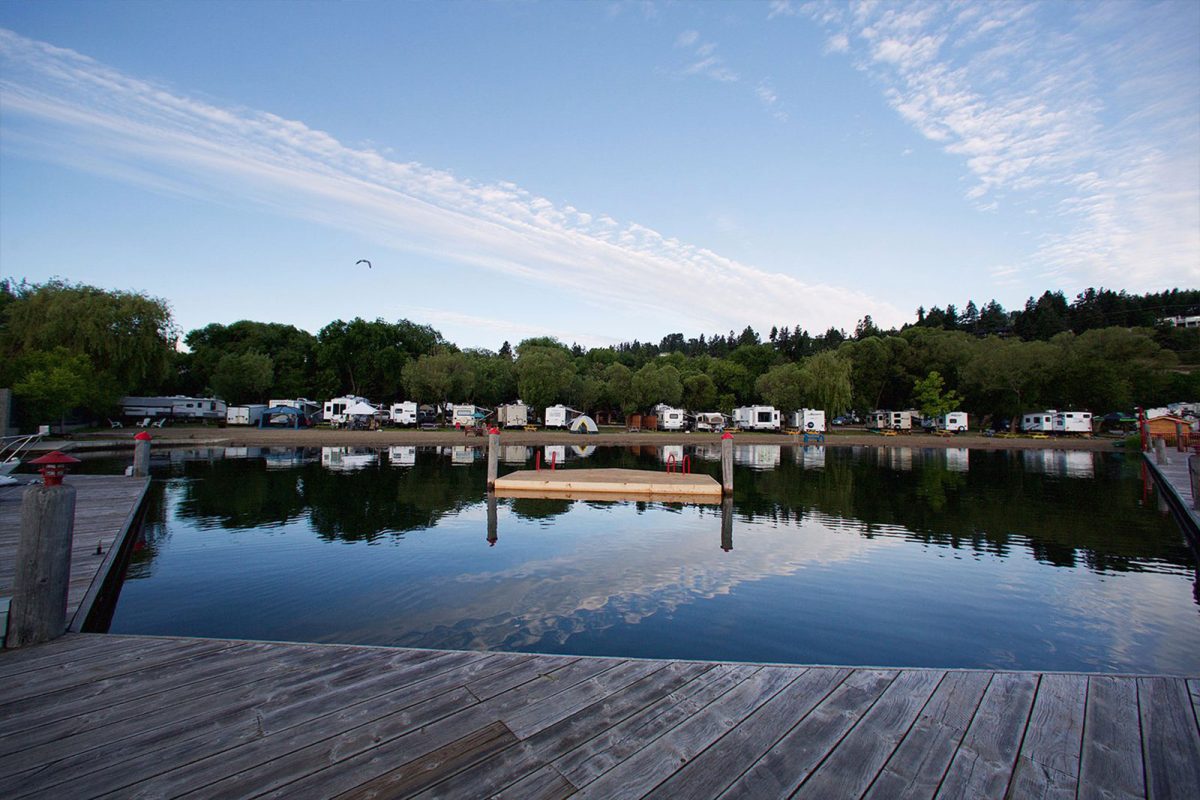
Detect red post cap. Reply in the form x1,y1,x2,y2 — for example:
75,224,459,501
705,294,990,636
134,431,152,441
721,432,734,439
488,427,500,435
29,450,81,486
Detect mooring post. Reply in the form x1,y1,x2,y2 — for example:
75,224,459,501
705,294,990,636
132,431,152,477
486,429,499,490
1154,437,1169,465
1189,454,1199,511
7,481,76,648
720,498,733,551
487,493,498,546
1175,422,1186,452
720,432,734,496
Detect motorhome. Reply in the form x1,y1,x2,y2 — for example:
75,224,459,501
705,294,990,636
654,404,686,431
692,412,726,432
787,409,826,433
1053,410,1093,434
544,405,577,428
323,396,373,427
733,406,781,431
869,410,912,430
497,403,529,428
226,404,267,426
389,401,418,426
449,404,487,428
1022,411,1055,433
120,396,227,422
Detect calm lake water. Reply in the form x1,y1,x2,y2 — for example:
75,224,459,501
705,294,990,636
100,444,1199,674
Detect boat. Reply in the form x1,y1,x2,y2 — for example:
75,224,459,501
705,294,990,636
0,433,45,486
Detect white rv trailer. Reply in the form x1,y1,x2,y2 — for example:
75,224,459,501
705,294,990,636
1022,411,1056,432
1053,410,1093,434
938,412,968,432
869,410,912,430
544,405,578,428
449,404,488,428
733,406,781,431
693,412,726,432
120,396,227,421
786,409,826,433
497,403,529,428
389,402,418,426
323,396,372,427
226,404,268,426
654,404,686,431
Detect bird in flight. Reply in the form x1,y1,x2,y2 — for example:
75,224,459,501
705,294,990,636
356,259,372,268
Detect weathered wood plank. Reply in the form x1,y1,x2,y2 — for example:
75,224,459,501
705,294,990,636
644,667,847,800
1189,679,1200,734
573,666,803,798
503,659,668,738
716,669,898,799
863,670,992,800
1079,676,1144,800
492,765,578,800
794,669,944,799
553,663,759,787
1139,676,1200,799
933,671,1038,800
1007,672,1087,800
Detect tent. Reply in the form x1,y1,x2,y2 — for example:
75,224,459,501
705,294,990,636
345,401,379,416
569,415,598,434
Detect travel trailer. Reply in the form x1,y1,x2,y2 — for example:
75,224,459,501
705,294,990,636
120,396,227,422
733,406,781,431
1022,411,1055,433
449,404,488,428
497,403,529,428
270,398,321,422
226,405,268,426
544,405,579,428
937,412,968,432
787,409,826,433
389,402,418,426
654,404,686,431
323,396,374,427
869,410,912,430
1053,410,1093,434
693,412,726,432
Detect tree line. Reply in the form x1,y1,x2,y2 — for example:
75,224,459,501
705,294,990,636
2,278,1197,430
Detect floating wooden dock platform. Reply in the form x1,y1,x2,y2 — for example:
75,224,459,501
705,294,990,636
0,633,1196,798
493,468,722,502
0,475,149,638
1145,452,1199,543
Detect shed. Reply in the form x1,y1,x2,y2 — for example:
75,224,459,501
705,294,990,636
1145,414,1194,446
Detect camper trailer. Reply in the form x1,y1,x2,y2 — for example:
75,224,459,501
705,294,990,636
937,412,968,432
449,404,487,428
869,410,912,430
654,404,686,431
323,396,373,427
497,403,529,428
1022,411,1056,433
733,406,781,431
1053,410,1093,434
121,396,227,422
787,409,826,433
226,405,268,426
389,402,418,426
693,412,726,432
544,405,577,428
270,398,321,422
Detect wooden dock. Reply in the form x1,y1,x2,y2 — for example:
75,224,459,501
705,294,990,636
493,468,722,502
0,633,1196,799
1144,452,1200,543
0,475,149,638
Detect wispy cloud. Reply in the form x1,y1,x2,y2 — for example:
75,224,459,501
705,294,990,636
796,0,1200,291
675,31,739,83
0,28,905,334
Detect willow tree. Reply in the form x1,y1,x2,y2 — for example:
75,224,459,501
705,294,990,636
801,351,852,417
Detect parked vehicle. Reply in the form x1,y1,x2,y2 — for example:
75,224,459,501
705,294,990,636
324,396,373,427
226,404,268,426
693,412,726,432
869,410,912,431
545,405,580,428
787,409,826,433
1053,410,1093,434
121,396,227,422
733,406,781,431
1021,411,1056,432
390,401,418,426
497,403,529,428
654,404,686,431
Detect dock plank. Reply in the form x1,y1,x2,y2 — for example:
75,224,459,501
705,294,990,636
1007,672,1088,800
1139,676,1200,799
1080,676,1144,800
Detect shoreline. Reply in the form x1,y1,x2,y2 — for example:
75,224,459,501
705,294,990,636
58,425,1124,452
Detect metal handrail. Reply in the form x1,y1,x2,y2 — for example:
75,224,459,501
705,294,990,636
0,433,46,471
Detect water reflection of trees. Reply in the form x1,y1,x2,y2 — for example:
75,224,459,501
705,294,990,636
162,445,1191,573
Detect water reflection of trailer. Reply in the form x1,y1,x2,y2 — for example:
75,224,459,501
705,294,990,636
660,445,684,465
945,448,970,472
321,447,378,471
877,446,913,471
451,446,476,465
543,445,566,465
388,446,416,467
735,445,781,470
264,447,312,470
503,445,530,464
794,445,825,469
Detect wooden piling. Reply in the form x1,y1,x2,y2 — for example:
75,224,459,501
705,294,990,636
132,437,151,477
486,431,499,489
721,436,733,495
6,482,76,648
720,498,733,551
487,493,498,546
1154,437,1169,465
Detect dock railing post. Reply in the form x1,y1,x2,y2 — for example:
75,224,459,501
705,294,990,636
132,431,152,478
7,481,76,648
486,429,499,490
720,432,734,496
1154,437,1169,465
1190,454,1199,510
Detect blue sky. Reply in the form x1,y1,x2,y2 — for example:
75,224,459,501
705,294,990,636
1,1,1197,349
